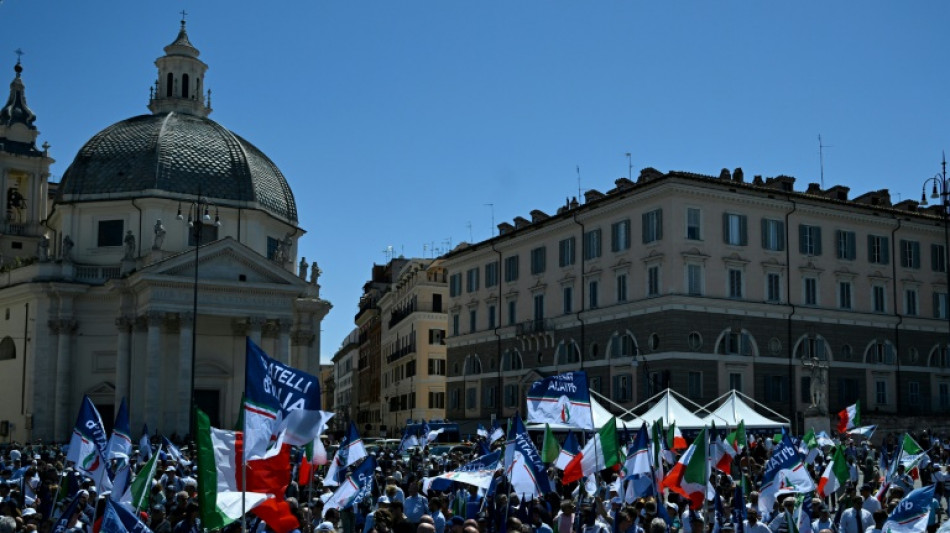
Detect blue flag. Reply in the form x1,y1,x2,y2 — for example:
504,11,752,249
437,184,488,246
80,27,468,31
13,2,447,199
758,433,815,515
139,424,151,461
428,450,502,492
65,396,110,488
161,436,188,466
106,398,133,463
52,495,83,533
244,338,324,457
101,499,151,533
504,416,553,498
526,371,594,430
882,485,935,533
732,483,747,533
324,456,377,514
325,422,367,486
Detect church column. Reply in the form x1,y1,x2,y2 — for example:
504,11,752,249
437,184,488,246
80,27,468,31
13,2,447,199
144,311,164,431
52,318,77,442
177,312,194,436
292,329,314,374
277,319,292,365
114,316,133,409
248,316,265,347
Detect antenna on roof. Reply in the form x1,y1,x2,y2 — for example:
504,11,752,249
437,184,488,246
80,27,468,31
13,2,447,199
485,204,495,237
626,152,633,180
466,221,473,242
818,134,832,189
577,165,582,199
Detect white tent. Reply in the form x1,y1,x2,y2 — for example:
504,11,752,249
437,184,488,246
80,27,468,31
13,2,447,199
526,394,643,431
634,389,716,429
701,390,789,429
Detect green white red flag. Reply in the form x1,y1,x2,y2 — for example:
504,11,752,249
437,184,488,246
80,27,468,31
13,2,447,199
817,446,848,498
562,417,621,484
836,402,859,433
660,427,707,509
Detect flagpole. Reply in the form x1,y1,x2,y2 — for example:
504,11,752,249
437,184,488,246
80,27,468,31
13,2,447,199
242,397,248,533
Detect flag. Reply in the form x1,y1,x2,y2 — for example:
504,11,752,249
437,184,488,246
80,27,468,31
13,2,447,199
477,424,489,439
52,494,84,533
541,424,560,464
882,485,935,533
794,493,814,533
900,433,930,477
660,427,707,510
110,464,130,504
526,371,594,430
732,483,747,533
194,407,270,531
800,428,819,465
106,398,132,463
425,450,502,493
489,422,505,444
563,417,621,485
244,337,323,459
758,433,816,515
302,410,335,468
128,442,162,511
101,500,150,533
138,425,151,461
324,422,367,486
65,396,111,491
426,427,445,444
817,446,849,498
503,417,553,499
323,456,377,516
667,422,687,451
725,420,747,453
162,436,189,466
836,402,860,433
555,431,579,470
710,432,735,475
623,423,656,499
847,425,877,439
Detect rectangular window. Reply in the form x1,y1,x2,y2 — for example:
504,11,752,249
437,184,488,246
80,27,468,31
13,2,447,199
428,329,446,345
504,255,520,282
936,292,949,319
875,380,887,405
504,384,519,408
873,285,886,313
427,358,446,376
466,268,479,293
485,262,499,287
611,219,631,252
466,388,476,410
648,266,660,297
766,272,782,303
687,264,703,296
469,309,477,332
729,373,743,393
452,314,460,336
728,269,743,299
838,281,852,310
612,374,632,402
616,274,628,302
406,360,416,378
762,219,785,251
868,235,890,264
584,229,602,260
932,244,947,273
449,273,462,297
799,225,822,256
507,300,517,325
723,213,748,246
450,389,460,410
941,383,950,409
687,208,702,241
589,280,599,309
531,246,547,274
688,371,702,398
558,237,575,267
804,277,818,306
487,305,496,329
836,230,857,260
908,382,920,406
905,289,918,316
562,286,573,314
642,209,663,244
838,378,859,405
483,386,497,409
900,240,921,269
429,391,445,409
533,294,544,322
765,375,788,402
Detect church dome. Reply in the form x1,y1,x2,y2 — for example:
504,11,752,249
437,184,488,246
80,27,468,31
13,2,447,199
56,112,298,223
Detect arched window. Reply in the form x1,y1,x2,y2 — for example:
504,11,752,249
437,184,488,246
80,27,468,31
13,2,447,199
501,350,523,371
864,340,895,365
464,354,482,375
929,345,950,369
555,340,581,365
716,329,758,356
607,332,639,358
794,335,831,361
166,73,174,97
182,74,190,98
0,337,15,360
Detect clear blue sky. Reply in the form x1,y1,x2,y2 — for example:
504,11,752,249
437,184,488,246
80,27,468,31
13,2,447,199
3,1,949,362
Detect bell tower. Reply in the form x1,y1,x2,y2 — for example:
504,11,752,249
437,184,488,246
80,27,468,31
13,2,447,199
148,15,212,118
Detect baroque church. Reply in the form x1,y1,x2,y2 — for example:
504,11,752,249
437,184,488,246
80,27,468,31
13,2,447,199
0,21,331,442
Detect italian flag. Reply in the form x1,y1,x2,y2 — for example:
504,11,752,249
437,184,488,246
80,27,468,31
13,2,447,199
817,446,848,498
195,408,271,530
725,420,747,453
836,402,859,433
800,428,819,465
541,424,561,464
710,433,735,475
667,422,687,451
126,444,162,511
900,433,929,479
660,427,707,510
562,417,621,484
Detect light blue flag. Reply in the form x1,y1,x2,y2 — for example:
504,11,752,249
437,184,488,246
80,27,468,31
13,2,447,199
883,485,935,533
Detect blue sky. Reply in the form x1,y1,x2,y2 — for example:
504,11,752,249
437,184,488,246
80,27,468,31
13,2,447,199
3,2,949,362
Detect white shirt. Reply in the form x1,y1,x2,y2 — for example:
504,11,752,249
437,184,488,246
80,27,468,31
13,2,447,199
839,508,874,533
862,496,881,513
744,521,772,533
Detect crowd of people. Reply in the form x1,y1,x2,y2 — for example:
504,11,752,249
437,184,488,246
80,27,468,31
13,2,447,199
0,429,947,533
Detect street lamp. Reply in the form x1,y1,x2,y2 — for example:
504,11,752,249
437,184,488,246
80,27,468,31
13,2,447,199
920,153,950,366
177,191,220,435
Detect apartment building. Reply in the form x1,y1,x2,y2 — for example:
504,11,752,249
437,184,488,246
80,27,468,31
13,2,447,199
379,258,449,434
442,168,950,432
332,328,359,434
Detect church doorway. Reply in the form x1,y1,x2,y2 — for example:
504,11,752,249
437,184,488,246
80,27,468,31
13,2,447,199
195,389,221,427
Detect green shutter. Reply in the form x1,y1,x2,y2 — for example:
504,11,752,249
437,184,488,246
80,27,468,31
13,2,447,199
641,212,649,243
882,237,889,265
656,209,663,240
723,213,730,244
868,235,874,262
739,215,748,246
813,227,822,256
761,219,768,248
913,242,921,269
799,225,808,254
777,221,785,251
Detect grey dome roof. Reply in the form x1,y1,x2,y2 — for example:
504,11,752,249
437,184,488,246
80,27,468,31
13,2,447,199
57,112,297,223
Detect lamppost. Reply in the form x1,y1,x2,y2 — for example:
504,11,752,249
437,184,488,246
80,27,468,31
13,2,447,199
920,154,950,363
177,191,220,435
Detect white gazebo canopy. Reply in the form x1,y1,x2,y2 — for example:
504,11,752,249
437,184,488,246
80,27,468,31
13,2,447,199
700,390,789,429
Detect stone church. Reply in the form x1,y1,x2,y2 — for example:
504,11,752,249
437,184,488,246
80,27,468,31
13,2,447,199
0,21,330,442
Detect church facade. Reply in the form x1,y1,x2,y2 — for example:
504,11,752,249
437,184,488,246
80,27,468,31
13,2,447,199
0,22,330,442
